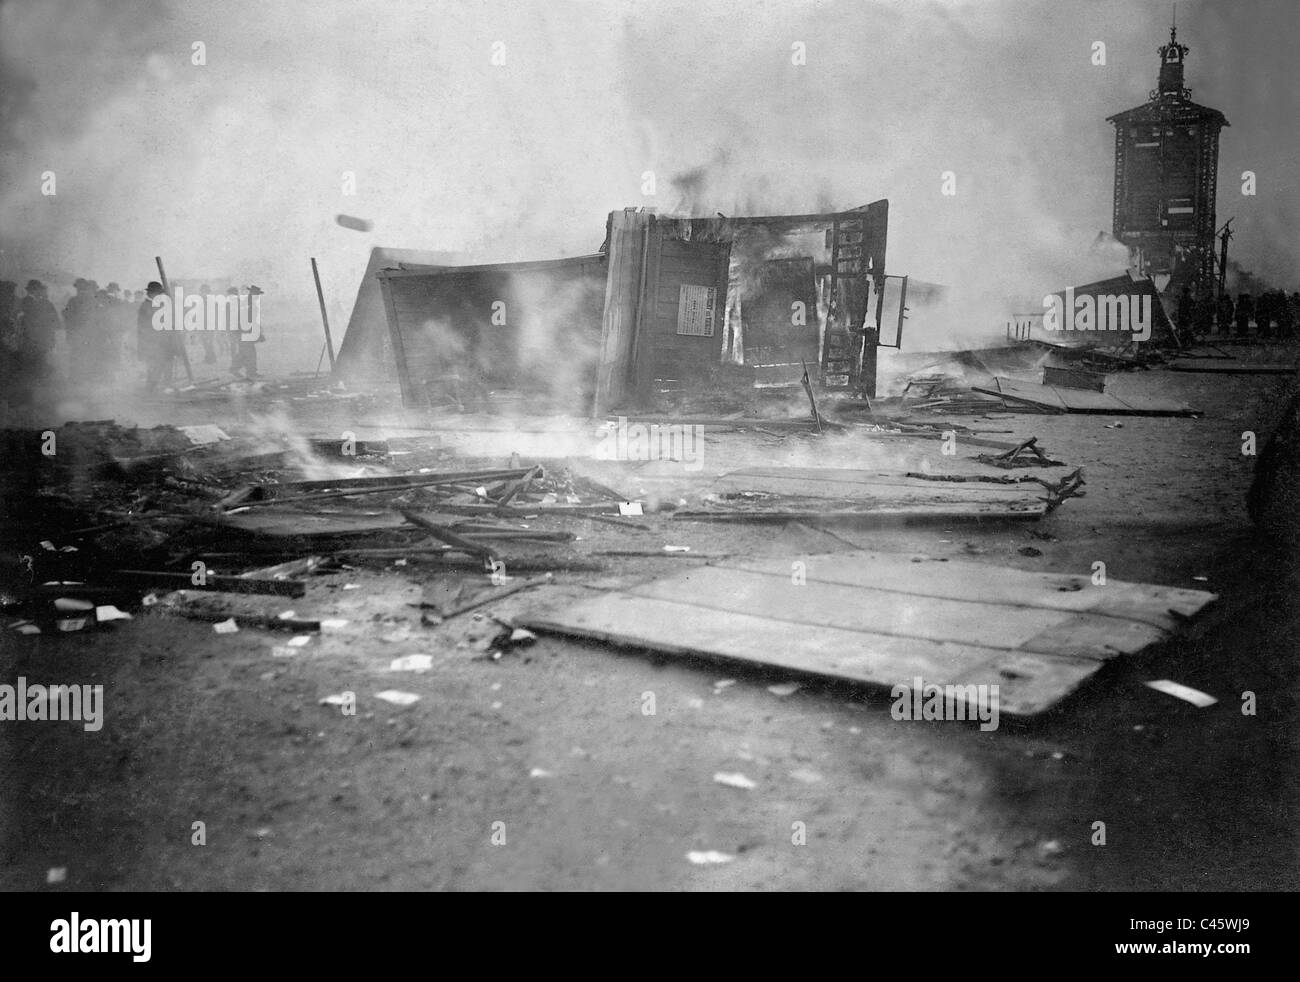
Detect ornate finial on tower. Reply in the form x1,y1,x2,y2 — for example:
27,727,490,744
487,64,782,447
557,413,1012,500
1153,9,1191,100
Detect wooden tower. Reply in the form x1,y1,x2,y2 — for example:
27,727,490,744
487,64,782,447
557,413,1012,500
1106,24,1228,296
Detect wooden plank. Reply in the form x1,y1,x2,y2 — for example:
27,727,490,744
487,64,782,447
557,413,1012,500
977,377,1194,416
523,592,1103,718
1043,365,1106,391
623,565,1170,659
973,379,1066,412
720,553,1215,630
674,501,1047,523
1168,360,1296,374
714,467,1039,502
523,552,1215,716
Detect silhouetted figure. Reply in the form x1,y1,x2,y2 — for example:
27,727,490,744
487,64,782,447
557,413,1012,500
1176,286,1194,334
1193,294,1214,340
1235,293,1254,337
1216,293,1234,336
232,284,262,378
138,281,169,392
63,278,97,382
0,280,19,403
18,279,62,397
198,284,217,364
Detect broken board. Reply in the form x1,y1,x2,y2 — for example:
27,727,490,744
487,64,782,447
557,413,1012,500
1167,360,1297,375
973,377,1196,416
522,551,1216,718
691,466,1048,522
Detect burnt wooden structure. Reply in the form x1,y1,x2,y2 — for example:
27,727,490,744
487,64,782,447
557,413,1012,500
595,202,890,413
1107,26,1227,297
367,203,890,413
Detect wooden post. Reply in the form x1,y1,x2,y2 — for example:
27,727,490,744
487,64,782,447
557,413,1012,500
310,257,336,372
593,208,652,417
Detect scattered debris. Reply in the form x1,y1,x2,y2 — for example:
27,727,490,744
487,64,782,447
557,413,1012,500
686,850,735,865
390,654,434,672
374,690,421,707
713,772,758,790
1145,679,1218,708
213,618,239,634
767,682,802,697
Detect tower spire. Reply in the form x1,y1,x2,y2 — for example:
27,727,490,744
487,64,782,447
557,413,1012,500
1155,7,1190,99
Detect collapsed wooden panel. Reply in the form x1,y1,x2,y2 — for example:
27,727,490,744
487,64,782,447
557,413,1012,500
695,466,1049,522
523,552,1216,718
974,377,1196,416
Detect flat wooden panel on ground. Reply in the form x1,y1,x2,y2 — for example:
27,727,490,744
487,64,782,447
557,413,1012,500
523,551,1216,718
689,466,1049,522
973,377,1197,416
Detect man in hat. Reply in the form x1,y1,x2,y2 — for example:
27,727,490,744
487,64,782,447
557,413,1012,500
63,277,96,383
138,280,168,392
231,284,263,379
18,279,62,396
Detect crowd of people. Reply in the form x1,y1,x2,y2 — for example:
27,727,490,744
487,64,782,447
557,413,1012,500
1,277,265,409
1175,286,1300,341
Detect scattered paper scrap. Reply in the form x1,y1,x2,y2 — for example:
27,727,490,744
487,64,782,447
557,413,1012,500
53,597,94,612
46,867,67,885
343,584,361,590
713,771,757,790
320,618,349,630
767,682,802,697
663,545,691,553
178,424,231,446
1146,679,1217,708
618,501,644,516
286,635,312,648
528,767,554,779
277,610,297,620
686,850,734,865
713,679,736,691
374,690,420,706
94,605,132,623
213,619,239,634
390,654,433,673
319,693,351,706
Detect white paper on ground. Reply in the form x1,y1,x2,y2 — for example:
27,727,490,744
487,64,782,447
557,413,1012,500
1146,679,1217,707
213,619,239,634
618,501,644,516
390,654,433,672
374,690,420,706
713,772,757,790
767,682,802,697
686,850,734,865
94,605,133,622
53,597,94,612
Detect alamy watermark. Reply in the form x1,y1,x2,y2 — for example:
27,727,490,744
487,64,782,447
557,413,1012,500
890,676,1000,731
1042,288,1152,342
151,286,262,341
0,677,103,732
595,416,704,471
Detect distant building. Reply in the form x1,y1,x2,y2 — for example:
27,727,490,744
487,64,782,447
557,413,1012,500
1106,25,1227,297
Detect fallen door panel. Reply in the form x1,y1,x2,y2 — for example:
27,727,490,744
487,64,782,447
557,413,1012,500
523,552,1216,718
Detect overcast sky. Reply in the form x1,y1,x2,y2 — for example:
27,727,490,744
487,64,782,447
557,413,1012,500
1,0,1294,328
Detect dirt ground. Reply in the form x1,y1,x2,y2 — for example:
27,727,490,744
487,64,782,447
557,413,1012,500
2,366,1297,891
